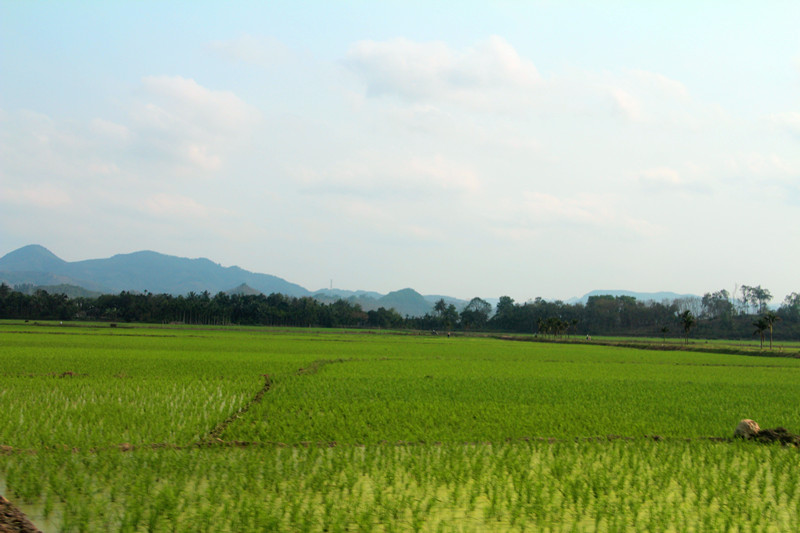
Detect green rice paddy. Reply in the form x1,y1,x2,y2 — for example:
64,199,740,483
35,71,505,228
1,321,799,531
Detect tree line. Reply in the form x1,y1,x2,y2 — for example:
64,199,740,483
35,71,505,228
2,283,800,341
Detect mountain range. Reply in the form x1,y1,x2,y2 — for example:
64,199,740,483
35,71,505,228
0,245,699,317
0,244,309,297
0,245,465,317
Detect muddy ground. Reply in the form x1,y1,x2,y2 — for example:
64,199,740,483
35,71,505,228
0,495,39,533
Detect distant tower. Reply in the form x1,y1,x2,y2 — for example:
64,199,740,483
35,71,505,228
330,279,333,291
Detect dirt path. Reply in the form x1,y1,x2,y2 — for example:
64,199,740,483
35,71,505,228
200,374,273,444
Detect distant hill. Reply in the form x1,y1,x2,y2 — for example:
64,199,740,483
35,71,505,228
376,288,434,318
0,244,67,272
313,288,384,300
567,289,699,305
423,294,469,308
0,269,109,292
0,245,310,297
312,288,437,317
11,283,102,298
226,283,263,296
313,288,475,317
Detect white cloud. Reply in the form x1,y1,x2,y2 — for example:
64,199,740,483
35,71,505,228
87,162,120,175
609,88,643,121
183,144,222,172
523,191,611,225
720,153,800,206
90,118,130,142
638,167,685,189
0,110,98,183
208,34,293,67
724,152,797,180
14,110,88,151
295,153,480,198
320,197,448,244
131,103,176,131
408,155,481,193
380,104,456,134
346,38,454,100
0,76,259,198
488,191,661,240
628,69,689,99
346,36,539,107
597,69,705,125
0,185,72,208
769,111,800,135
128,76,260,174
145,194,213,218
346,37,711,129
451,36,540,88
139,75,259,133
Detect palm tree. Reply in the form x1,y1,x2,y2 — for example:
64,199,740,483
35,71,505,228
678,310,696,345
762,311,781,350
753,317,768,349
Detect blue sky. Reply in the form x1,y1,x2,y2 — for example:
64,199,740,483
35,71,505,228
2,1,799,302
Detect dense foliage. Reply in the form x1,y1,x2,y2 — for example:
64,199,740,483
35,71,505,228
2,282,800,339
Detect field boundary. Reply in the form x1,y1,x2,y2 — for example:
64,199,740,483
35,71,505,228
296,358,350,376
491,334,800,358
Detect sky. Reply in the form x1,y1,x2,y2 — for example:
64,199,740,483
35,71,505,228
1,1,799,303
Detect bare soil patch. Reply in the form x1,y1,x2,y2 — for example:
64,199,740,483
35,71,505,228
0,495,39,533
748,427,800,447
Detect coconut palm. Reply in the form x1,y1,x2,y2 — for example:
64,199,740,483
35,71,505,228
762,311,781,350
753,317,768,349
678,310,695,345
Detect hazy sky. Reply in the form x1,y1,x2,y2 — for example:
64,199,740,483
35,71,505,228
2,1,799,302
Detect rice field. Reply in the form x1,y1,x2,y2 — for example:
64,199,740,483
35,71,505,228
1,321,799,532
